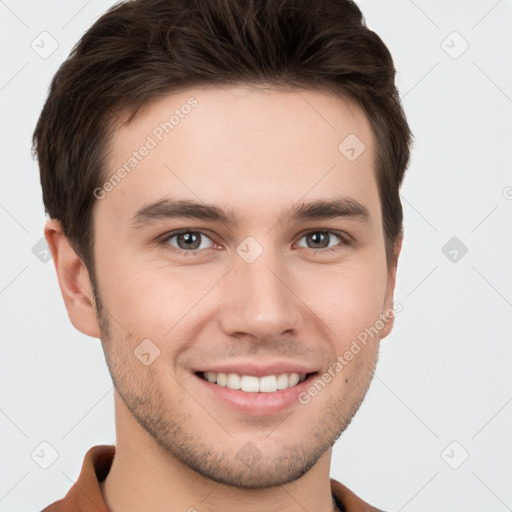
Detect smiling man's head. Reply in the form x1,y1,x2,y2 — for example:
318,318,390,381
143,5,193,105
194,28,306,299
34,0,411,492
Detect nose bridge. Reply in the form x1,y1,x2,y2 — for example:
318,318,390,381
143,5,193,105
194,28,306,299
219,242,301,339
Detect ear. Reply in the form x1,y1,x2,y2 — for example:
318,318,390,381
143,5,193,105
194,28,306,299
44,218,101,339
379,234,403,340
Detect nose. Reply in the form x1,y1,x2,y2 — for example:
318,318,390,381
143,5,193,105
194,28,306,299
217,246,303,343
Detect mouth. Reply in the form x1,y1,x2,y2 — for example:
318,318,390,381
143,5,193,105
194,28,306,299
195,371,318,393
192,363,321,415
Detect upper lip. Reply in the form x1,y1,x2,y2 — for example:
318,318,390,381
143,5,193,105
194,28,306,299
193,361,319,377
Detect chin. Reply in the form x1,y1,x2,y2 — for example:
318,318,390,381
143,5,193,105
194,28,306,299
181,447,326,489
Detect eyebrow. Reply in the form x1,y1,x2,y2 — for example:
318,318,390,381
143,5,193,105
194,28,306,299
129,196,372,229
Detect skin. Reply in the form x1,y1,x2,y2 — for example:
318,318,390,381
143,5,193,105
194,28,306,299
45,85,402,512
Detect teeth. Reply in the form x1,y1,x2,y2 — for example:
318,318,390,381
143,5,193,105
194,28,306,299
259,375,277,393
217,372,228,387
202,371,308,392
277,373,289,390
288,373,300,387
227,373,241,390
241,375,259,392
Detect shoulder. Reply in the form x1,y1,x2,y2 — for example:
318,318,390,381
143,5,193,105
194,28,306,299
331,478,388,512
39,445,115,512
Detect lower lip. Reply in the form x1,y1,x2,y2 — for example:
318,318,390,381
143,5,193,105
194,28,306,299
194,373,317,416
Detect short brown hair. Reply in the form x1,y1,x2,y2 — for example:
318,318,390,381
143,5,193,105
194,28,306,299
33,0,412,281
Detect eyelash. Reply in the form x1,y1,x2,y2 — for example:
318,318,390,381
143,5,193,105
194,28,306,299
159,229,352,256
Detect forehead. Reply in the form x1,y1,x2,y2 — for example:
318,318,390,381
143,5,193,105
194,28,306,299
100,85,380,228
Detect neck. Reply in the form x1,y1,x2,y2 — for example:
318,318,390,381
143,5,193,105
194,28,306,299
100,395,336,512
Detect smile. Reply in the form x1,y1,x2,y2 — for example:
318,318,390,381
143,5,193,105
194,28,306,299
199,371,311,392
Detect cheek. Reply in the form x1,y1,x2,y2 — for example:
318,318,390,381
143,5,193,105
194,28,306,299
95,253,224,356
297,257,387,344
96,239,387,350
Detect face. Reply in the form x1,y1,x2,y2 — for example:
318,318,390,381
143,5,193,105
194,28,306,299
90,85,399,488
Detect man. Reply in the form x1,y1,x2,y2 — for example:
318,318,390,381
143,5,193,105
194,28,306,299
34,0,412,510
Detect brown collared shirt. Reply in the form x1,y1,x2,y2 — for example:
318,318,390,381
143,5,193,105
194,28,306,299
40,445,385,512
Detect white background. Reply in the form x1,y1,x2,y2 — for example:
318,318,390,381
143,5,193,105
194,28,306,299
1,1,511,511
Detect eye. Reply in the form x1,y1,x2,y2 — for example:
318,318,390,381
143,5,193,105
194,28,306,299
162,230,215,253
295,230,347,251
160,228,350,256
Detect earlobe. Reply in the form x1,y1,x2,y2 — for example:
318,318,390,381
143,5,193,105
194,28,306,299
44,218,101,339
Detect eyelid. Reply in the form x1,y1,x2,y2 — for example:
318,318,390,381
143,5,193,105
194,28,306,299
160,229,218,251
295,228,352,245
293,230,353,255
159,228,352,255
